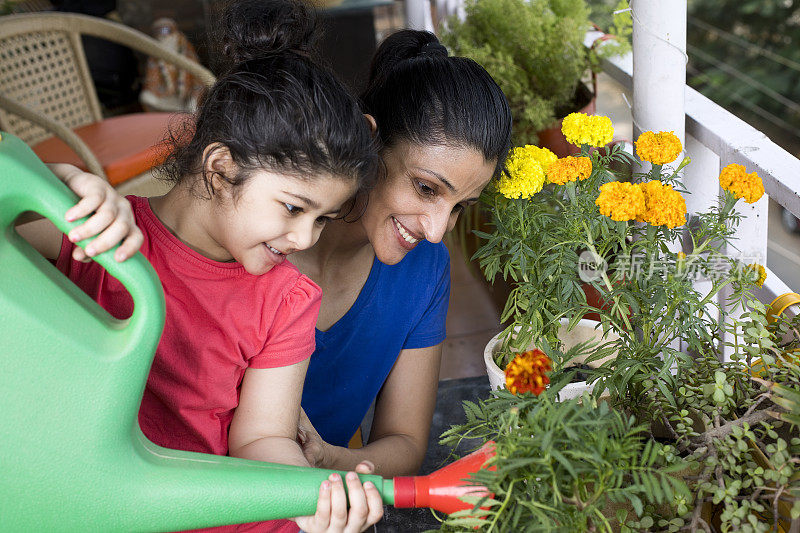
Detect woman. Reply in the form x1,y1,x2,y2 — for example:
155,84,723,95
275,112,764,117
293,29,512,477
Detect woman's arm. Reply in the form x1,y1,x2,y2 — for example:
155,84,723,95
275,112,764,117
15,164,143,262
300,344,442,477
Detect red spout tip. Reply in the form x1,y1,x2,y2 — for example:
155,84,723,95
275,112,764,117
393,441,496,515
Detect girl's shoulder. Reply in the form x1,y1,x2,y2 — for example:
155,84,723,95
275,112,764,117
266,260,322,305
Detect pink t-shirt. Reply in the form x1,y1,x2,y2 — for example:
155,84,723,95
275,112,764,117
57,196,318,532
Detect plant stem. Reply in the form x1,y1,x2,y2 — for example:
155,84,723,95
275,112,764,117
583,224,633,332
487,479,516,533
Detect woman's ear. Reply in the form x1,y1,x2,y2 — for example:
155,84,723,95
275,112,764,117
201,143,236,195
363,114,378,135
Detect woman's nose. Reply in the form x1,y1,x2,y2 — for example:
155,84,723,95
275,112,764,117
420,208,452,244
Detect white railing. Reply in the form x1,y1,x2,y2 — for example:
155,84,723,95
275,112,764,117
587,30,800,323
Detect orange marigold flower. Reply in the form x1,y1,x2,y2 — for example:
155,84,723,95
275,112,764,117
595,181,645,222
546,156,592,185
637,180,687,228
505,349,552,395
719,163,765,204
635,131,683,165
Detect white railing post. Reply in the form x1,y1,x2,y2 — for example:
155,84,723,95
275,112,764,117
683,135,721,324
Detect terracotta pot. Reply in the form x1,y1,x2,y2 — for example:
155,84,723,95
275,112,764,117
484,318,620,400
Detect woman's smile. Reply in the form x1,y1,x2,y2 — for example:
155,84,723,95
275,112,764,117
392,216,421,249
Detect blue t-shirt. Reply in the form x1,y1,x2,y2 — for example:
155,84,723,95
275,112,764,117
301,240,451,447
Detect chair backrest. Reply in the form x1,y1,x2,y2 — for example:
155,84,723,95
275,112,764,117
0,14,103,145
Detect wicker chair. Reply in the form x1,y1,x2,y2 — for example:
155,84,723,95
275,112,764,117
0,12,215,188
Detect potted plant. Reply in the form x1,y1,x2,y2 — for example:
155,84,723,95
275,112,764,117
440,0,631,151
436,114,800,531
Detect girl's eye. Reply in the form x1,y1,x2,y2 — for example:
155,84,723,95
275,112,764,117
415,180,436,196
284,203,302,215
315,216,331,226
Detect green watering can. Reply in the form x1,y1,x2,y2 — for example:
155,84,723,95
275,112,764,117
0,133,495,532
0,132,395,531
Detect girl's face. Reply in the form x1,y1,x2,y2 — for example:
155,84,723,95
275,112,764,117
208,168,357,276
362,142,496,265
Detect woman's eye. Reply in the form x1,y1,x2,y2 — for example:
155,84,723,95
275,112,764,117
315,216,331,226
284,203,302,215
416,180,436,196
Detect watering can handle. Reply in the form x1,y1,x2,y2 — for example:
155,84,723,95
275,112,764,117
0,133,164,337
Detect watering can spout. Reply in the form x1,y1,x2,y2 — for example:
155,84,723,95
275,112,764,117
392,441,496,514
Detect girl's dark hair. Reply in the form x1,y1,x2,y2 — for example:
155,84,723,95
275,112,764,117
159,0,378,197
360,30,512,177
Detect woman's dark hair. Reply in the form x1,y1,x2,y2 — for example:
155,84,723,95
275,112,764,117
159,0,378,198
360,30,512,177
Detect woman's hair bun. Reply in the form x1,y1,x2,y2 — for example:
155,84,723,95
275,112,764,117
218,0,320,67
365,30,446,88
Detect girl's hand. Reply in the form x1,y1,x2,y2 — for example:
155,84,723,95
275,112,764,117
293,471,384,533
50,164,143,262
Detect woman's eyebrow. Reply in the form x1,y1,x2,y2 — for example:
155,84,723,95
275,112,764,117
414,167,457,193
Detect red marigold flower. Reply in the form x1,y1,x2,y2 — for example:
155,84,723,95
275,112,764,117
504,349,552,395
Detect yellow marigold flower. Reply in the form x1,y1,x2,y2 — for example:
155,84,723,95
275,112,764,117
561,112,614,148
746,264,767,287
546,156,592,185
635,131,683,165
637,180,687,228
719,163,765,204
505,349,552,395
496,145,556,199
595,181,645,222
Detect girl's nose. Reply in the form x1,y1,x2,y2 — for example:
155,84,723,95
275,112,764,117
288,222,317,252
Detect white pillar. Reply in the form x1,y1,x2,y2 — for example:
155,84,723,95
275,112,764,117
405,0,435,32
632,0,687,162
632,0,687,259
632,1,688,356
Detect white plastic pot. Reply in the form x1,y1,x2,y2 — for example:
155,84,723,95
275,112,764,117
483,318,620,401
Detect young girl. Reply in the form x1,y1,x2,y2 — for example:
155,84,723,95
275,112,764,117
18,0,384,531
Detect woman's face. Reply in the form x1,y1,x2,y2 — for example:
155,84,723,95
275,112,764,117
361,141,496,265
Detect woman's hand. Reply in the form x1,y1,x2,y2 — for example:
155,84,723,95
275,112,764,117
293,470,384,533
297,408,328,468
51,164,143,262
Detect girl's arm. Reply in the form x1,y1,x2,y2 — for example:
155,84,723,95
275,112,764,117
299,344,442,477
229,361,384,532
228,361,310,466
15,164,143,262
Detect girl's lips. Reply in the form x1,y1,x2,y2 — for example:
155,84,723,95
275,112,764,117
263,242,286,265
391,216,421,251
